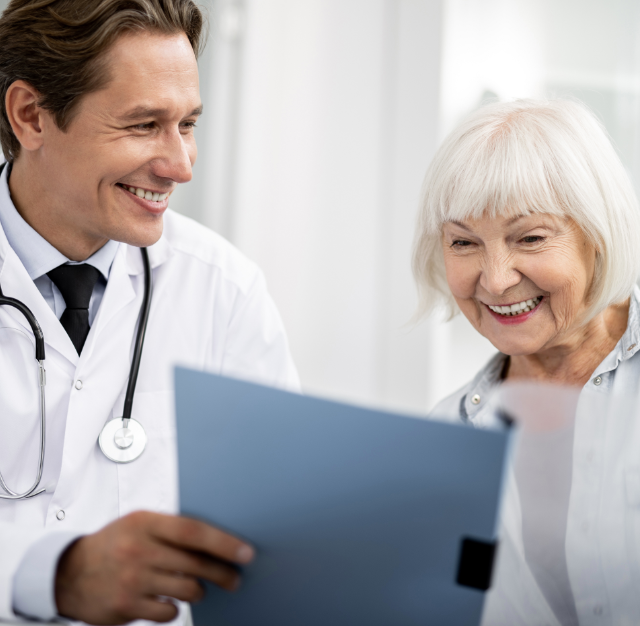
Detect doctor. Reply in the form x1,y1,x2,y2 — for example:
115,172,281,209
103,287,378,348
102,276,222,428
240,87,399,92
0,0,298,624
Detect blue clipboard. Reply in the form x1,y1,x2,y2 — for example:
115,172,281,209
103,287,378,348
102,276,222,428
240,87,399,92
175,368,511,626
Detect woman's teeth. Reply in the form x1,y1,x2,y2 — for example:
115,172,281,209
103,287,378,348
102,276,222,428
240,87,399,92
488,297,542,317
124,185,169,202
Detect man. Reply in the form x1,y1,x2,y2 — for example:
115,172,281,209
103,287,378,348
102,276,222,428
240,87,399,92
0,0,298,623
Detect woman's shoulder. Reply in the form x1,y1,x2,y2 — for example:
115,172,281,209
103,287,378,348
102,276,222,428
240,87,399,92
428,380,475,423
428,352,506,424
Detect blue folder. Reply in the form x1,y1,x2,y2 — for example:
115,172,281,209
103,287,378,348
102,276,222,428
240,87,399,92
175,368,511,626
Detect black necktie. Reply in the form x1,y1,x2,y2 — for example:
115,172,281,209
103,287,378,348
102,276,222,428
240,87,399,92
47,264,100,354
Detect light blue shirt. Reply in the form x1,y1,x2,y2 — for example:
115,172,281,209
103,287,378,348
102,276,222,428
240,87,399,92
430,287,640,626
0,162,119,621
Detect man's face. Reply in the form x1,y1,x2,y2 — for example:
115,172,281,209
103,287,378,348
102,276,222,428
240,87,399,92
34,30,201,249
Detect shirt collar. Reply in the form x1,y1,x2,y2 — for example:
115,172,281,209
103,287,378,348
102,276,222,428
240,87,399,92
0,162,118,281
593,284,640,373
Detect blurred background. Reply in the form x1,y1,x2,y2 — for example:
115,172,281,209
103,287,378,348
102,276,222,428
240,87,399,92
3,0,640,415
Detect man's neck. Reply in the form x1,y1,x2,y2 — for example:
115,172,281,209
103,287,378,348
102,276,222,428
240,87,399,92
8,158,108,261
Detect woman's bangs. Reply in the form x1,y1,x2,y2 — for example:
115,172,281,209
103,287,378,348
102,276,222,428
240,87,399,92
439,134,566,226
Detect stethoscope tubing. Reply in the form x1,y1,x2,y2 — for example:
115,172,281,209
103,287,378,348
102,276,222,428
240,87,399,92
0,246,152,499
122,247,152,428
0,287,47,499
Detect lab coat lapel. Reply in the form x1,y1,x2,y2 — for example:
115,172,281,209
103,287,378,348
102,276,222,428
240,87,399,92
84,243,135,350
53,245,143,504
81,235,172,362
53,237,173,503
0,226,79,367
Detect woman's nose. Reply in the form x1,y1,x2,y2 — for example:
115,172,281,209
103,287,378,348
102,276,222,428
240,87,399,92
479,253,522,295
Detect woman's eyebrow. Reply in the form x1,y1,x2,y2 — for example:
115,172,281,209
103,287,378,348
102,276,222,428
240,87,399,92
448,220,472,230
507,215,529,226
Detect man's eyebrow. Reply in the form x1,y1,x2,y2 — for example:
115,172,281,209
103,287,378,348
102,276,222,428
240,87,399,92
119,104,203,122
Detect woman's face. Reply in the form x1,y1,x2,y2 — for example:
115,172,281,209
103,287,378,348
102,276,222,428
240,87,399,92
441,213,597,356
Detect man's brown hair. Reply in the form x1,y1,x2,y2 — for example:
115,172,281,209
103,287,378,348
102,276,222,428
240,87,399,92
0,0,205,162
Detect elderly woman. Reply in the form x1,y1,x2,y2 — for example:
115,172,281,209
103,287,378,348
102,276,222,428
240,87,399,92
413,99,640,625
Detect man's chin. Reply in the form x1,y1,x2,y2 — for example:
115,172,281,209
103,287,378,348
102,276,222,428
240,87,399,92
110,216,164,249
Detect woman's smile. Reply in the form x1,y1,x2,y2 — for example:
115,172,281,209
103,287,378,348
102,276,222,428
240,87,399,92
484,296,544,325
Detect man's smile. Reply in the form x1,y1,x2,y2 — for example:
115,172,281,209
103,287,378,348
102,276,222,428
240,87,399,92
116,182,171,202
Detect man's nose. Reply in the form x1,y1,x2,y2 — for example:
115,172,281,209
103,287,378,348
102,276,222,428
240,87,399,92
150,129,195,185
479,252,521,295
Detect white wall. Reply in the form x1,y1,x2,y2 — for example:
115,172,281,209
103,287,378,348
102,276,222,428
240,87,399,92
226,0,455,413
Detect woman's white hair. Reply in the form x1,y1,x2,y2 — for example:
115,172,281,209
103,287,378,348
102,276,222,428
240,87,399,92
412,98,640,321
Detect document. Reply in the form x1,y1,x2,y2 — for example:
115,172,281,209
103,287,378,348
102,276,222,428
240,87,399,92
175,368,511,626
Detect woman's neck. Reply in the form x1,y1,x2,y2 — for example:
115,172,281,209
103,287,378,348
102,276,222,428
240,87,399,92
506,299,631,386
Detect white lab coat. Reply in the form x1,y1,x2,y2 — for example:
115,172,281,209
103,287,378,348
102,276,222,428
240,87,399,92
0,209,299,623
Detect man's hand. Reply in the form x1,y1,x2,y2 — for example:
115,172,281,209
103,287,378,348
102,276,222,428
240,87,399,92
54,511,254,625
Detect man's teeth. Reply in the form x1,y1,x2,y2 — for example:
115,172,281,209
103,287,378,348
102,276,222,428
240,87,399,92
488,297,542,316
125,186,169,202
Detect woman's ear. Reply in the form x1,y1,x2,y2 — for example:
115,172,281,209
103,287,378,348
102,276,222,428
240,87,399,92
5,80,46,152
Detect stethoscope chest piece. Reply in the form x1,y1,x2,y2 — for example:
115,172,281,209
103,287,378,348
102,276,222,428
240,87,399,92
99,417,147,463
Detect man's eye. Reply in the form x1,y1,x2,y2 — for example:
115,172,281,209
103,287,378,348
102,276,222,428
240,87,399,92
131,122,154,131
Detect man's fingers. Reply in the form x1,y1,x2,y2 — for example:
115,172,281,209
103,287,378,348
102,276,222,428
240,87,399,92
147,547,243,592
148,514,254,565
133,597,180,624
144,572,207,602
144,543,240,584
54,513,249,625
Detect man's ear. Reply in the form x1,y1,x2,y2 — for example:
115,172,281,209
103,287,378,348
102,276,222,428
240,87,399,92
5,80,46,152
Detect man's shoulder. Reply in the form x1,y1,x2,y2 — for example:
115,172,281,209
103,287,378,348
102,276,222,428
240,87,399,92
160,209,262,295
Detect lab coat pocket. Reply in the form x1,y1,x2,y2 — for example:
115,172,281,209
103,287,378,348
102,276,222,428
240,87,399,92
115,389,179,517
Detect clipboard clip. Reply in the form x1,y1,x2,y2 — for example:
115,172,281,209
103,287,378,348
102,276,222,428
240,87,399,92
456,536,498,591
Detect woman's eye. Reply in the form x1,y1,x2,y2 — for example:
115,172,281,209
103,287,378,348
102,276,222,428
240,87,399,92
522,235,543,244
451,239,472,248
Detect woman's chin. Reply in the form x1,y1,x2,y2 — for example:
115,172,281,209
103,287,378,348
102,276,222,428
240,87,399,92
492,341,545,357
475,310,553,357
482,334,548,357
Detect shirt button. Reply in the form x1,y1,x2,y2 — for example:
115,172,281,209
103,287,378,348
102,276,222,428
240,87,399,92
581,521,589,532
594,605,603,616
56,510,65,521
586,450,595,462
75,380,83,390
593,376,602,386
471,394,481,405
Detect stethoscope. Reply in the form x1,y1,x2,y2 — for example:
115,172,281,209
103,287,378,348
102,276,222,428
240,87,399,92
0,247,152,500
